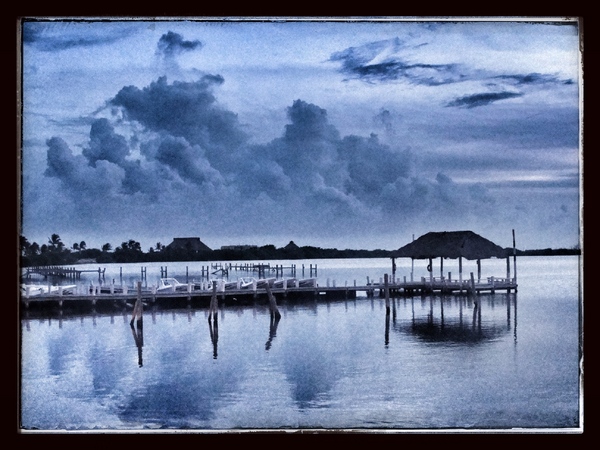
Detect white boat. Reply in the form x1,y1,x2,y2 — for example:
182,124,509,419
237,277,276,289
156,278,189,293
21,283,77,297
298,278,317,288
256,277,276,288
223,277,259,290
273,278,297,288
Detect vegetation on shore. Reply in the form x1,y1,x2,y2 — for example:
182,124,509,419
19,233,581,267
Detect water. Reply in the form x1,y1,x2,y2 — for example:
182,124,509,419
19,256,582,432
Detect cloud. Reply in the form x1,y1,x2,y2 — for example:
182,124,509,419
445,91,523,108
82,118,130,167
110,75,248,171
156,31,203,58
330,38,464,86
494,73,573,86
22,21,135,52
39,73,565,249
45,136,126,196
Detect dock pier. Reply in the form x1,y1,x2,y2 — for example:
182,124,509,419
23,266,106,280
20,273,517,311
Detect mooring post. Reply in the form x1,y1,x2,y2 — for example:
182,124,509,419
209,281,218,322
512,229,518,286
470,272,476,296
384,273,390,313
130,281,143,326
265,283,281,320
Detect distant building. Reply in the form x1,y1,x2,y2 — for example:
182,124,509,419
166,237,212,253
220,244,258,251
284,241,300,252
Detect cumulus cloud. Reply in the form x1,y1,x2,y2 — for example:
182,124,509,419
111,75,247,171
40,72,518,246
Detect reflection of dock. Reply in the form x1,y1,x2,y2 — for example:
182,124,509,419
20,275,517,310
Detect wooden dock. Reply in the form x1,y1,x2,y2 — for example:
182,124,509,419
23,266,106,280
20,275,517,311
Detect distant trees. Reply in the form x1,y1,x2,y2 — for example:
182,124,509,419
19,231,581,268
113,239,144,263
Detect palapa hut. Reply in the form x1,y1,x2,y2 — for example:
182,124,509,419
391,230,516,284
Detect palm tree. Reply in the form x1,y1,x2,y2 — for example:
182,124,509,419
72,243,80,252
48,233,64,251
79,241,87,251
101,243,112,252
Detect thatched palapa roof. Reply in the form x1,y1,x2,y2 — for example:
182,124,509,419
392,231,508,260
166,237,212,252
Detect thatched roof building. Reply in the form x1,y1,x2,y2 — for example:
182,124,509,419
391,231,508,260
166,237,212,253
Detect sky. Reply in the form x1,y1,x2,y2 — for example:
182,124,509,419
18,17,582,252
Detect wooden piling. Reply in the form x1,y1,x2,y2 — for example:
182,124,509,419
470,272,476,296
384,273,390,313
265,283,281,320
130,281,143,326
209,281,218,322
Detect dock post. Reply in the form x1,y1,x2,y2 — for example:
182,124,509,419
512,229,518,288
384,274,390,313
130,281,143,326
470,272,476,296
265,283,281,320
209,281,218,322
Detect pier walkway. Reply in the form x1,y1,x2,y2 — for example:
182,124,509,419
23,266,106,280
20,276,517,310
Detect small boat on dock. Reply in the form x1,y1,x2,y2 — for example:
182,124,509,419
298,278,317,288
273,278,297,288
21,283,77,297
156,278,189,293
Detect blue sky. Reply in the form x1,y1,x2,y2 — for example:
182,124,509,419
19,17,582,251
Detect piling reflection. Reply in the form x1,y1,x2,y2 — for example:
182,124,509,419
385,309,390,347
208,315,218,359
129,319,143,368
266,314,281,351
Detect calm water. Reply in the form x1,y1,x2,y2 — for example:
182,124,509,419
19,256,582,432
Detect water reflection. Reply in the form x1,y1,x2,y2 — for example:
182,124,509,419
266,314,280,351
208,314,218,359
393,294,517,345
130,319,144,367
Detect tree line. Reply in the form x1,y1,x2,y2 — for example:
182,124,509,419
19,233,396,266
19,233,581,267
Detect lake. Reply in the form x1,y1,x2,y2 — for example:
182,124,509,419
19,256,582,432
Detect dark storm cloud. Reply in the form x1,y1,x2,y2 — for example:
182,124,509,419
445,91,523,108
156,31,203,57
22,21,135,51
